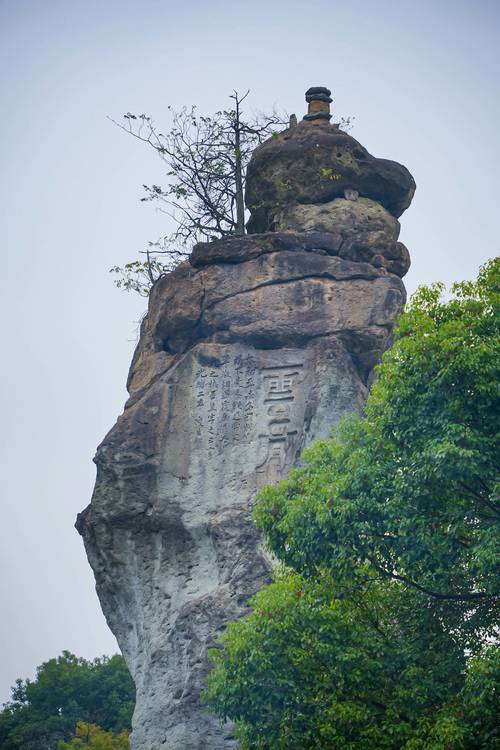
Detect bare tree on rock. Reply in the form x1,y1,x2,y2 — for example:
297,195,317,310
110,91,286,295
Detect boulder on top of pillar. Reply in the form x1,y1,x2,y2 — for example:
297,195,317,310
245,85,416,233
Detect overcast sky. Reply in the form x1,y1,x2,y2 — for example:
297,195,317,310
1,0,499,703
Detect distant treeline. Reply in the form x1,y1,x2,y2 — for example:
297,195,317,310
0,652,134,749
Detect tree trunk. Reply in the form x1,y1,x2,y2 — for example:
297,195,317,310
234,98,245,235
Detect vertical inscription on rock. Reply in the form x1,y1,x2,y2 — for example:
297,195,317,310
192,354,258,461
256,364,304,482
191,353,306,492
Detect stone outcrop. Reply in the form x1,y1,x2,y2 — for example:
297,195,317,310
77,86,415,750
246,87,415,233
246,124,415,232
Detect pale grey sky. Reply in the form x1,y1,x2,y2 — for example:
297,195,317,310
1,0,498,703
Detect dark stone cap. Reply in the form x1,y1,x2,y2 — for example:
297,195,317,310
303,111,332,121
305,86,332,103
303,86,333,122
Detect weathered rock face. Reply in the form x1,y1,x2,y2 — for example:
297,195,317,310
245,120,416,233
77,88,414,750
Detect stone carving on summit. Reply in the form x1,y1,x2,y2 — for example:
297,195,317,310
77,86,415,749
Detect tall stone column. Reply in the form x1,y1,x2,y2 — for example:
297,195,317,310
77,87,415,750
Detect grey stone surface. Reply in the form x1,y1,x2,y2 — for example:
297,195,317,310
274,197,410,276
190,223,410,278
245,119,415,232
78,336,368,749
275,197,399,249
77,109,415,750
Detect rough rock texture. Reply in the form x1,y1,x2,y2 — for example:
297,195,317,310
245,119,415,232
77,97,415,750
274,198,410,276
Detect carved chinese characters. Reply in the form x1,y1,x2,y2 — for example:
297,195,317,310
188,350,308,492
193,354,258,457
256,365,304,481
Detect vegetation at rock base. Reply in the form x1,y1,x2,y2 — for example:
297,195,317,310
0,652,134,750
57,722,130,749
206,258,500,749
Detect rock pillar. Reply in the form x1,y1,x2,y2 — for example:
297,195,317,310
77,87,415,749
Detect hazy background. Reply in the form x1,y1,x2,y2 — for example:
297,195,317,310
1,0,498,702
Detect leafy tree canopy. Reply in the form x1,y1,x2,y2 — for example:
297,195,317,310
58,722,130,750
206,258,500,749
0,652,135,750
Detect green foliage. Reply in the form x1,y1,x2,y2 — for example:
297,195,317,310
116,99,285,243
320,167,342,181
207,571,476,750
206,259,500,749
109,239,187,296
109,258,169,297
0,652,135,750
254,257,500,637
58,722,130,750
